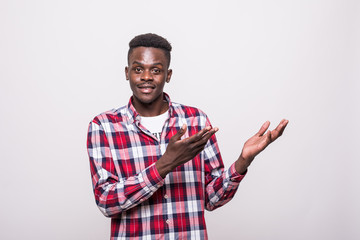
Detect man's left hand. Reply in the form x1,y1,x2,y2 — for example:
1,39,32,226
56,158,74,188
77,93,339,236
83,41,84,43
235,119,289,174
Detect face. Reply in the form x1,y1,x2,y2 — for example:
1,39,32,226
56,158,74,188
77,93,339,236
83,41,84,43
125,47,172,108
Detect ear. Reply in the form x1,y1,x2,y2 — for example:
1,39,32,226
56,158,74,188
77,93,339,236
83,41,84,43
125,66,129,80
166,69,172,83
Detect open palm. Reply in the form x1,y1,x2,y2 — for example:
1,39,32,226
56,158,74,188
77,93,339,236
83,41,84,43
241,119,289,162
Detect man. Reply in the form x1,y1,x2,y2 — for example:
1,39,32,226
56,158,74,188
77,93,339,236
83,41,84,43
87,33,288,239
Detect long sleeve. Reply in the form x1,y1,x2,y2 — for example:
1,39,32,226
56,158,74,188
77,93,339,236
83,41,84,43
87,121,165,217
202,120,246,211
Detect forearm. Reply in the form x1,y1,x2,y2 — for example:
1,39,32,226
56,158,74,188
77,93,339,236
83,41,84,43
88,121,164,217
205,162,245,211
93,163,164,217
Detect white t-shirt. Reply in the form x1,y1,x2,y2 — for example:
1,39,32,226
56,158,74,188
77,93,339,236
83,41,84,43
140,111,169,140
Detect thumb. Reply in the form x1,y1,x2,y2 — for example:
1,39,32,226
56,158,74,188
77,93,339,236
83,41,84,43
172,124,187,141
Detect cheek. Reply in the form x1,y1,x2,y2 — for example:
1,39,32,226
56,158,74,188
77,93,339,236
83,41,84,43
130,81,137,89
128,74,138,84
128,79,137,90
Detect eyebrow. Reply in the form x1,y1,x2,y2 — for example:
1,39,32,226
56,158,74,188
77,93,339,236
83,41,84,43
132,61,163,67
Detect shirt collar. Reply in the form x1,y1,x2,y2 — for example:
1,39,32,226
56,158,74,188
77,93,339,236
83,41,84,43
126,92,174,123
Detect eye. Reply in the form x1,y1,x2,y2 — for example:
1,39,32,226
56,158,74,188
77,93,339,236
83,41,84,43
152,68,161,74
134,67,143,73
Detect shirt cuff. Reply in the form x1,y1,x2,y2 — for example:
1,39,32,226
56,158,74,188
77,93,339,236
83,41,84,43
229,162,247,182
142,163,165,192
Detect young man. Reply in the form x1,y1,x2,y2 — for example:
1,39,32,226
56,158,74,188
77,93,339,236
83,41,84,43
87,33,288,239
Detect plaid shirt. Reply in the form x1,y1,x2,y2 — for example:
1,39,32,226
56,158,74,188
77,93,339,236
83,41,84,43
87,93,245,239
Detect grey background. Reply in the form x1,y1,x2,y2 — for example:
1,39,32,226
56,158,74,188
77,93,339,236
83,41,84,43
1,0,359,239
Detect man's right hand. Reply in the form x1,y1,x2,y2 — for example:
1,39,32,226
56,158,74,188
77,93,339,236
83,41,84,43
155,124,218,178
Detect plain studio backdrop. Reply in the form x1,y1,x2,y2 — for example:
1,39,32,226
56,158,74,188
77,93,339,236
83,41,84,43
1,0,359,239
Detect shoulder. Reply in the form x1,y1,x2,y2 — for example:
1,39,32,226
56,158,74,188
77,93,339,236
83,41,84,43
171,102,209,120
90,105,128,126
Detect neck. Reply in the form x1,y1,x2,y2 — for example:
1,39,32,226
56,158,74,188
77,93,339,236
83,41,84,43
132,94,169,117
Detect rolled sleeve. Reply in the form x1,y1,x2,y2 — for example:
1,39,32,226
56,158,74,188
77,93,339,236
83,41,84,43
228,162,247,183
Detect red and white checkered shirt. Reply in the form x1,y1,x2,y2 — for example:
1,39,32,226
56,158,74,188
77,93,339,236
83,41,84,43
87,93,246,239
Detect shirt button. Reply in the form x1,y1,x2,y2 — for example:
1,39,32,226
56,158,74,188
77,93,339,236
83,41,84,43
166,219,171,224
164,194,168,199
140,198,144,202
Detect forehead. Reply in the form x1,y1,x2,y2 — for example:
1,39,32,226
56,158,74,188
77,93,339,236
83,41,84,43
129,47,168,66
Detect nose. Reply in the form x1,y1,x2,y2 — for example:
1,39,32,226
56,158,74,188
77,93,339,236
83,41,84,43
141,69,153,81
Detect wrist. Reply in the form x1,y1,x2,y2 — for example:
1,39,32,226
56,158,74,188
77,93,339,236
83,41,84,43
155,153,175,178
235,156,251,175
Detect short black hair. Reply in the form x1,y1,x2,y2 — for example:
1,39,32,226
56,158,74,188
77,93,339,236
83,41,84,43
128,33,172,67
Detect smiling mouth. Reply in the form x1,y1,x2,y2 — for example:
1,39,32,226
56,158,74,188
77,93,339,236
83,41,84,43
138,84,155,93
